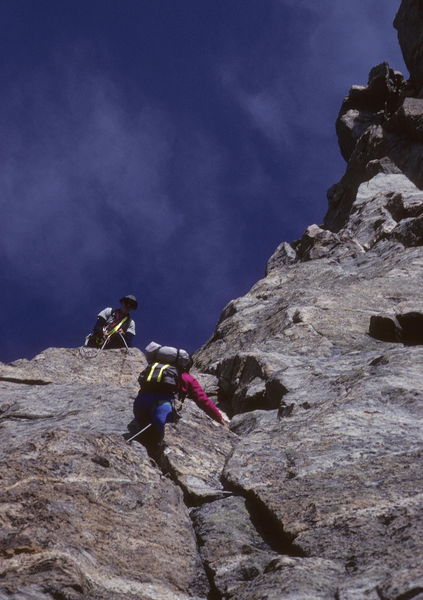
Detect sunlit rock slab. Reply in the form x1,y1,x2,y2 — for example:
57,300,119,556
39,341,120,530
196,241,423,374
221,346,423,592
0,430,208,599
161,401,236,504
0,346,146,388
0,380,137,458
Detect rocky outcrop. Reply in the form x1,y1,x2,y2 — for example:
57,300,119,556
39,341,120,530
327,17,423,233
336,62,406,162
1,2,423,598
394,0,423,91
327,78,423,232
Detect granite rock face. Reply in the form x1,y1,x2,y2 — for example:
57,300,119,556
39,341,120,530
191,3,423,595
2,2,423,599
193,204,423,598
1,430,205,600
0,349,234,599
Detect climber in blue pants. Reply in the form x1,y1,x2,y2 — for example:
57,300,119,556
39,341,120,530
132,392,175,446
128,343,227,461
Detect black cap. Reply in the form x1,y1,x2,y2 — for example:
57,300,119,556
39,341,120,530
120,295,138,309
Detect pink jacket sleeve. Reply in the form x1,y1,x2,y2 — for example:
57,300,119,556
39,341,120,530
180,372,223,423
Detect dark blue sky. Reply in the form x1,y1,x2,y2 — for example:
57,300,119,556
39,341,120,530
1,1,406,362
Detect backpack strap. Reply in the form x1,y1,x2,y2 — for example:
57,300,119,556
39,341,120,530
146,362,171,383
107,315,129,337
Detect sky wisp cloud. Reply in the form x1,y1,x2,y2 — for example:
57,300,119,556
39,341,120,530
0,0,407,361
1,62,189,305
0,46,244,355
220,1,406,148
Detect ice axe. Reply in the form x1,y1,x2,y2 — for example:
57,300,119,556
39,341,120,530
126,423,152,443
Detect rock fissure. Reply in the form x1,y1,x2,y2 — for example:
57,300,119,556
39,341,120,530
0,411,59,421
0,376,52,385
243,495,306,559
218,477,306,560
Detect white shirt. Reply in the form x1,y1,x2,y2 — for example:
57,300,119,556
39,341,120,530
98,307,136,336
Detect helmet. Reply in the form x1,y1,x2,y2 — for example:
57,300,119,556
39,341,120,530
179,350,193,372
120,295,138,309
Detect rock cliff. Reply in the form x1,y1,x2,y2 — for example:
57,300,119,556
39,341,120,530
1,2,423,599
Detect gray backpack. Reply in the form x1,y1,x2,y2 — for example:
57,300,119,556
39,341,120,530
144,342,192,370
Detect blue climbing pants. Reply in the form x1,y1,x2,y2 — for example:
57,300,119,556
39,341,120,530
133,392,174,441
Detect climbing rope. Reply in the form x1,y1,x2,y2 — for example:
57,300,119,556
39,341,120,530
79,331,130,359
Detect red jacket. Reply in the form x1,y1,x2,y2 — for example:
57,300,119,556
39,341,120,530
179,372,223,423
